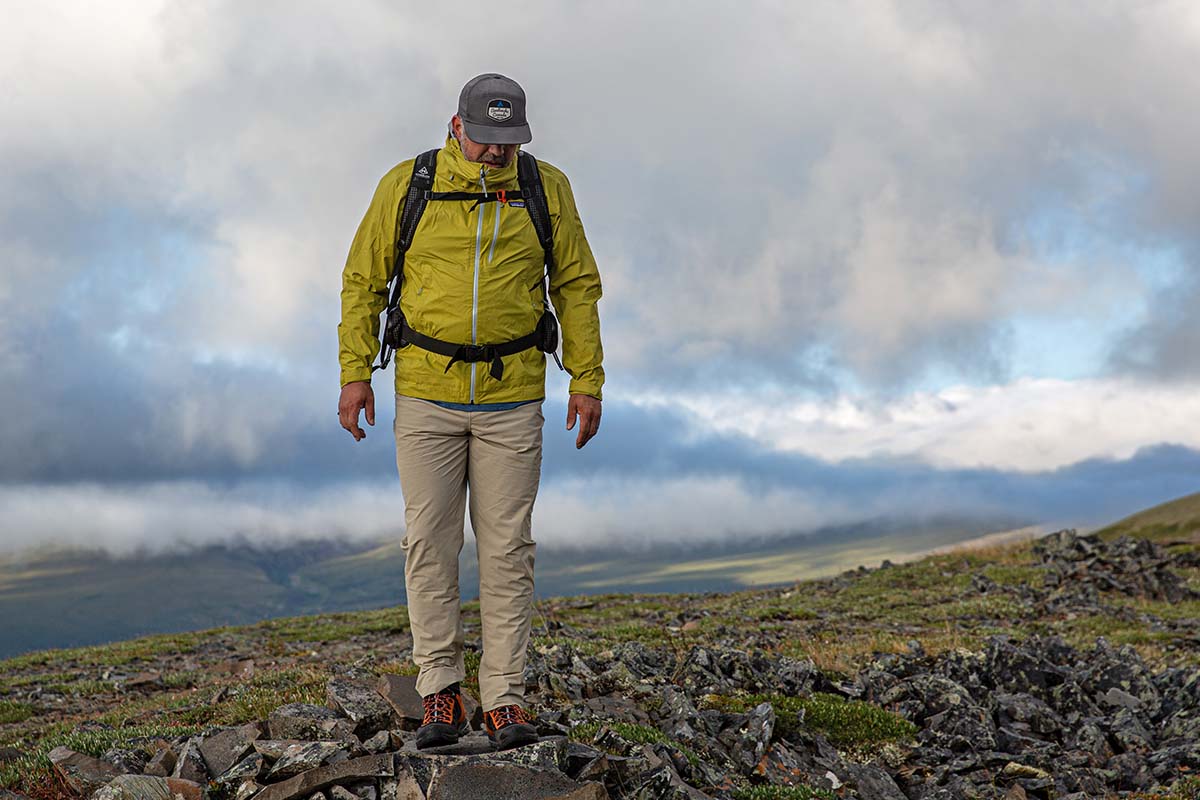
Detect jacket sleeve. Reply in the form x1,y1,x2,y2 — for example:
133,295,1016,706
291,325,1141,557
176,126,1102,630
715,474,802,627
338,168,405,387
547,171,605,401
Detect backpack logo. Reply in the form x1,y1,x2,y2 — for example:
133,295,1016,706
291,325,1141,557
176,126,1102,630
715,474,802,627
487,99,513,122
416,166,430,178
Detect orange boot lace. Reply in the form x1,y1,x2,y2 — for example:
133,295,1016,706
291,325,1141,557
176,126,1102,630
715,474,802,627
486,704,531,730
422,688,461,726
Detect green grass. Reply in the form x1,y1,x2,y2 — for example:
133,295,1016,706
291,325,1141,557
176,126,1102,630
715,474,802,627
248,606,408,644
1097,491,1200,543
0,700,34,724
0,720,204,790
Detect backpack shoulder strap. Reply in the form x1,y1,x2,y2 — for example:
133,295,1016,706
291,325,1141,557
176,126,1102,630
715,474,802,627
397,149,438,259
373,148,438,372
387,149,438,306
516,150,555,273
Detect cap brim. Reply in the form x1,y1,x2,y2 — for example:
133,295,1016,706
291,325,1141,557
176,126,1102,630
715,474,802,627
463,119,531,145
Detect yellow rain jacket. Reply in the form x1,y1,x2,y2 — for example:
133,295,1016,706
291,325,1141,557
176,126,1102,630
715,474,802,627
338,135,605,403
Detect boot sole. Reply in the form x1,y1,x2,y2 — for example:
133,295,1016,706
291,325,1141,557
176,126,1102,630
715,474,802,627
486,723,539,751
416,720,471,749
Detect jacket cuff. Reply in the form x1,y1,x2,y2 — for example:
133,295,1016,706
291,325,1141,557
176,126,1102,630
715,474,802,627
568,381,603,402
341,367,373,388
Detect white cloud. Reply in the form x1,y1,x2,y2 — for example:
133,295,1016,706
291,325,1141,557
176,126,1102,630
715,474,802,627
631,377,1200,473
0,475,862,557
6,1,1200,388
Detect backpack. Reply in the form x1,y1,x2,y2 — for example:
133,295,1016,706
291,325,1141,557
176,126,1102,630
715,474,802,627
372,148,564,380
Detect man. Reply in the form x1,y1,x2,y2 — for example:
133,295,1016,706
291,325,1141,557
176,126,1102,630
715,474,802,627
336,73,604,751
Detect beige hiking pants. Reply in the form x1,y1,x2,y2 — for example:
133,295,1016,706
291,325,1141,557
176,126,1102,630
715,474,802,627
394,393,543,711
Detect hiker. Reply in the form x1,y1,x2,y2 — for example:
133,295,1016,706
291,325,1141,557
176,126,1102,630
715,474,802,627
336,73,605,751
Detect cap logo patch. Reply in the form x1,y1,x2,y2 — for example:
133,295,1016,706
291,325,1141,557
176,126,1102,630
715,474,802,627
487,99,513,122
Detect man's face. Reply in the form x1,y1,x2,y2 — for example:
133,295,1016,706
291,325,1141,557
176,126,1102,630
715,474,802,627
451,115,519,169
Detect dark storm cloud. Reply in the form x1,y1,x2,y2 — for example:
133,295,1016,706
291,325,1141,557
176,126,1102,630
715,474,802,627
3,3,1200,555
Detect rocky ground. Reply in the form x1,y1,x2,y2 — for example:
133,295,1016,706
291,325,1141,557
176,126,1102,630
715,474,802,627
2,529,1200,799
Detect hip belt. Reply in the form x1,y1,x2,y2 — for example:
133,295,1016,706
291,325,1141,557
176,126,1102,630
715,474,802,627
395,315,562,381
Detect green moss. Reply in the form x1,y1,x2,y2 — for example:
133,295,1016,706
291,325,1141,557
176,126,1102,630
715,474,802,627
1129,775,1200,799
567,721,701,767
703,691,916,748
731,786,836,800
749,603,819,622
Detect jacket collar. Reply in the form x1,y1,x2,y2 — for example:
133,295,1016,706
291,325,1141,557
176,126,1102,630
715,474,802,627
439,133,519,185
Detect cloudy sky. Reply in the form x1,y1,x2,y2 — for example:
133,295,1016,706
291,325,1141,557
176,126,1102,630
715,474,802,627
2,1,1198,556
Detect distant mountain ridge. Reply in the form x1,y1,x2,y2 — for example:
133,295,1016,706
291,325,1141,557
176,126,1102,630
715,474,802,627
0,514,1022,659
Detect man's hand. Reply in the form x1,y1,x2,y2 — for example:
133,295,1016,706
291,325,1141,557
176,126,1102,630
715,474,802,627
566,394,602,449
339,381,375,441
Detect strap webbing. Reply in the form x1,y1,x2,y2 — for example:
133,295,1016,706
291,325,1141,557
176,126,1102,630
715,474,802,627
424,189,526,210
400,320,539,381
373,149,437,372
516,152,555,273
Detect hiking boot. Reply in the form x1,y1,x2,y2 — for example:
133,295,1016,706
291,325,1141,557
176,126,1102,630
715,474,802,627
483,704,539,750
416,682,470,749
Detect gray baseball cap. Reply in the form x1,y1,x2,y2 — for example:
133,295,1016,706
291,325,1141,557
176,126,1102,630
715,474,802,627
457,73,532,145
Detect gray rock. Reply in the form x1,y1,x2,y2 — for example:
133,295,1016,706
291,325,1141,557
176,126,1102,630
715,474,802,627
489,735,568,773
425,762,604,799
328,676,395,738
266,741,350,780
198,721,262,776
171,737,209,782
629,762,711,799
215,752,265,784
99,744,150,774
46,747,122,795
379,773,426,800
270,703,345,739
1102,686,1144,712
843,762,908,800
345,782,380,800
363,729,394,753
377,674,426,730
142,746,176,777
91,777,205,800
1108,707,1153,752
233,781,263,800
993,692,1063,736
748,741,806,787
398,730,495,757
252,754,395,800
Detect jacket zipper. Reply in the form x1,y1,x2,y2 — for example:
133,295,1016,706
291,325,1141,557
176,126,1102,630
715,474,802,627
470,167,486,402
